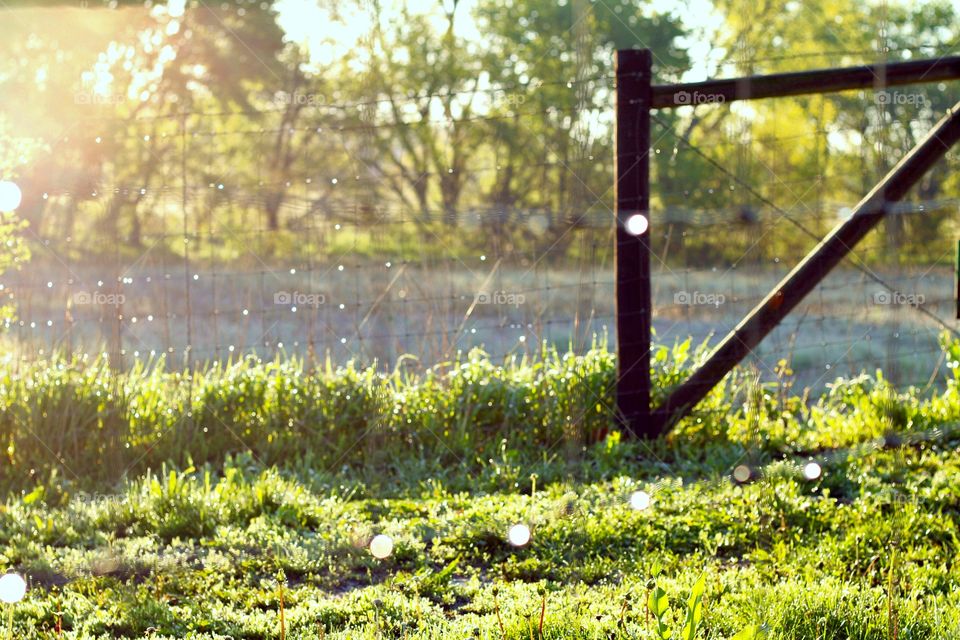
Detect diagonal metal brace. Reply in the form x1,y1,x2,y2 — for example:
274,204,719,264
650,102,960,433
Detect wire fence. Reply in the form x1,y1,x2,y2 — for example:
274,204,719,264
7,222,615,373
647,93,960,394
4,66,960,397
6,100,618,372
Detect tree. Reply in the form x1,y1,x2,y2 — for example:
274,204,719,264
475,0,688,252
341,1,487,227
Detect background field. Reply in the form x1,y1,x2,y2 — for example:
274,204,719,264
6,258,955,394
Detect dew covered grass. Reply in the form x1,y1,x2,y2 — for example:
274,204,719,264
3,336,960,637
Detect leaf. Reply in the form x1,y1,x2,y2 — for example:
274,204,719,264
687,573,706,606
681,574,706,640
729,625,760,640
434,555,460,583
648,586,669,617
22,485,44,505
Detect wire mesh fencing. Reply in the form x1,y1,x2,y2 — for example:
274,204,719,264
8,217,615,370
5,102,619,372
4,69,960,399
648,87,960,394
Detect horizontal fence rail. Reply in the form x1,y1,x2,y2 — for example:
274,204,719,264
651,55,960,108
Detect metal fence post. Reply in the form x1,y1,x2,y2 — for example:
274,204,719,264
615,49,654,437
955,238,960,320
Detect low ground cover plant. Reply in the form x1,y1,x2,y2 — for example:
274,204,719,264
2,335,960,637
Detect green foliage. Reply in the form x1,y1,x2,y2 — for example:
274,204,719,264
0,344,617,492
646,574,751,640
1,337,960,635
4,428,960,637
6,333,960,495
4,1,957,266
0,208,29,324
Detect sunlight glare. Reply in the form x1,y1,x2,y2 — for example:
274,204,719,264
167,0,186,18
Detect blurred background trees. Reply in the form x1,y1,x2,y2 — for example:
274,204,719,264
0,0,957,266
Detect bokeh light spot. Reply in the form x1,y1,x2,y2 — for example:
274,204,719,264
630,490,651,511
803,462,822,481
0,181,22,211
624,214,648,236
0,573,27,603
507,524,531,547
733,465,752,483
369,534,393,559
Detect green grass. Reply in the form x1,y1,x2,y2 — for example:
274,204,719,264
3,335,960,637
